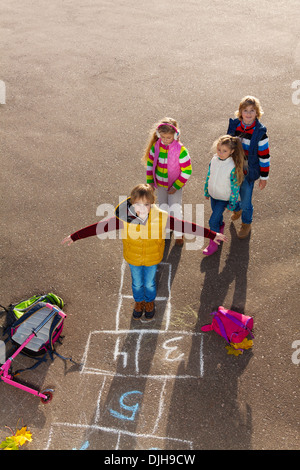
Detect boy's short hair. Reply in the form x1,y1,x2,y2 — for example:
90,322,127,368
235,95,264,120
130,184,156,204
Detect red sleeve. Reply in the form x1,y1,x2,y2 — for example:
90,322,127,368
70,217,122,241
167,216,216,240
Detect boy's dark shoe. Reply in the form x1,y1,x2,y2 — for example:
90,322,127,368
145,301,155,320
132,301,145,319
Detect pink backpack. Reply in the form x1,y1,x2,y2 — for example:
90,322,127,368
201,306,254,344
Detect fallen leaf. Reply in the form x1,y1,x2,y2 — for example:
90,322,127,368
0,425,32,450
231,338,253,350
225,345,243,356
13,427,32,447
0,436,19,450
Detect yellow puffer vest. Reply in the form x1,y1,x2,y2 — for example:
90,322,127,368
120,204,168,267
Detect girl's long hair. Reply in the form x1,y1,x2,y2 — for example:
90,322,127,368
141,117,179,167
212,135,245,186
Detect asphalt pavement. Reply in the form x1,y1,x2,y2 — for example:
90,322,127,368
0,0,299,451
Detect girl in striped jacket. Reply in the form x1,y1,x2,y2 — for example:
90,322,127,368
227,96,270,239
142,118,192,246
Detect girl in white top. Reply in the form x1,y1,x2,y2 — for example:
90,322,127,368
203,135,244,255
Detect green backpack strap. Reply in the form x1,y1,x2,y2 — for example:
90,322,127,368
12,293,64,319
45,293,64,310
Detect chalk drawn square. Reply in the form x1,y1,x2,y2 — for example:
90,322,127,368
119,433,193,451
82,331,140,377
46,422,193,450
116,296,170,331
138,332,204,379
81,330,204,379
46,423,118,450
95,376,163,434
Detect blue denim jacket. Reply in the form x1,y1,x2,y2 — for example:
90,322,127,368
227,118,267,182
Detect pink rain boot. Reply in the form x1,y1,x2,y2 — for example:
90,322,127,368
203,223,224,256
203,239,219,256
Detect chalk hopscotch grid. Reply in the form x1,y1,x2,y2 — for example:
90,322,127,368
46,374,193,450
80,260,204,379
46,260,203,449
46,373,193,449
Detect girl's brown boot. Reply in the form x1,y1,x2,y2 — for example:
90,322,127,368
237,223,251,239
231,210,242,221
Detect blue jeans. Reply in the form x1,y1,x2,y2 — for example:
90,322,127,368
128,264,158,302
209,198,228,233
234,176,255,224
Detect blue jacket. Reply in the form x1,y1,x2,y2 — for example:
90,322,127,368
227,118,267,182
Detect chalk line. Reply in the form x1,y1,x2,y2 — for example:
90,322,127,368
94,376,107,424
45,422,193,450
151,378,167,436
115,259,127,331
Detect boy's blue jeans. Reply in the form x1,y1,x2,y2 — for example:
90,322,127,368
209,197,228,233
129,264,158,302
234,177,255,224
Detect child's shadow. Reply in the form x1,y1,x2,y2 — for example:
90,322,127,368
165,224,253,450
197,222,250,328
158,234,183,293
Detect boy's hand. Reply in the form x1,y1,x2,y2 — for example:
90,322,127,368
61,235,73,246
213,233,227,245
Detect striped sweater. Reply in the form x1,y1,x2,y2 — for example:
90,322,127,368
70,215,217,241
146,141,192,190
234,120,270,179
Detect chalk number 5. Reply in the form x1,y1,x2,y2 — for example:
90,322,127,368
109,390,143,421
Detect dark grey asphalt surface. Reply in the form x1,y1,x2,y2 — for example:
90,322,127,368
0,0,299,451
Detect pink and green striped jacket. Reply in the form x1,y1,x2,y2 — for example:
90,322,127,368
146,139,192,190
